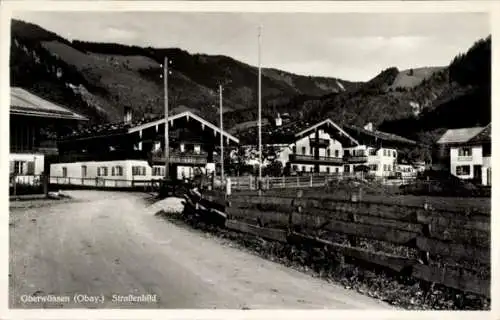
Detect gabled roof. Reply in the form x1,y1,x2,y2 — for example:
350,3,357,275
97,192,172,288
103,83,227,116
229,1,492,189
295,119,359,146
468,123,491,144
61,110,239,144
234,118,360,147
10,87,88,121
437,126,486,144
343,124,417,145
128,111,239,144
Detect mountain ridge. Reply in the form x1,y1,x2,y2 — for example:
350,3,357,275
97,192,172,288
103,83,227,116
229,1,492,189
10,18,491,164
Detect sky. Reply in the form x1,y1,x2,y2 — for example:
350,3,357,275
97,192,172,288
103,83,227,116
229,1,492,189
11,11,490,81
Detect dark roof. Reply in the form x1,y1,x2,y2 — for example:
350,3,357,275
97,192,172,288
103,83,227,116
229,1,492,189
236,120,306,145
343,124,417,145
467,123,491,144
61,111,239,143
437,127,485,144
10,87,87,121
236,119,359,146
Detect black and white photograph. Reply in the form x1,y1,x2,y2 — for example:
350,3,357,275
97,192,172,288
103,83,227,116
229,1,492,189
3,0,494,315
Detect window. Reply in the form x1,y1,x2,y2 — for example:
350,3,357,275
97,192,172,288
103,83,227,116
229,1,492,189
369,164,378,171
97,167,108,176
458,147,472,157
393,151,396,158
180,143,185,153
132,166,146,176
309,167,313,172
326,167,330,173
292,146,297,154
13,161,25,175
194,145,201,154
302,147,306,155
369,149,377,156
344,165,350,173
112,166,123,176
301,166,305,172
310,147,313,155
335,167,339,173
335,150,339,157
153,166,164,176
326,149,331,157
81,165,87,177
456,165,471,176
62,167,67,177
292,165,298,171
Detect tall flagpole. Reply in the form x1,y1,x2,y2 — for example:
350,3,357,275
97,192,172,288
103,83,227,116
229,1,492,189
258,25,262,184
163,57,170,180
219,84,224,182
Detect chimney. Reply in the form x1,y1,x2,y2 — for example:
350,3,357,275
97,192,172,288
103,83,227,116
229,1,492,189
275,113,282,127
364,122,373,131
124,107,132,124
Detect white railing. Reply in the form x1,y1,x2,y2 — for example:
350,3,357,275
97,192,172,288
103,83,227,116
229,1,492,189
226,172,417,191
457,156,473,162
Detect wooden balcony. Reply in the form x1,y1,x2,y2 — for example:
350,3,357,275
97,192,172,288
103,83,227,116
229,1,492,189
152,151,208,165
289,154,343,165
343,155,368,163
309,137,330,148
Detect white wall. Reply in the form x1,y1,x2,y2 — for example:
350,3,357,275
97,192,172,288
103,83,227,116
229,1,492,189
365,147,398,177
450,145,483,180
50,160,152,186
287,130,343,174
482,156,491,186
294,130,343,158
9,153,45,175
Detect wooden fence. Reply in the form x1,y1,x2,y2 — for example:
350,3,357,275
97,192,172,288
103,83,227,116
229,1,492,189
181,188,490,298
228,174,415,191
49,176,162,191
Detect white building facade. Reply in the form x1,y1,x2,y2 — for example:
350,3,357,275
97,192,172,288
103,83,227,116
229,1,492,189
437,124,491,186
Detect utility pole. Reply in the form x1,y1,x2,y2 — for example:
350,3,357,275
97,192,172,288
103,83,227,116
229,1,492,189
163,57,170,180
219,84,224,182
258,25,263,184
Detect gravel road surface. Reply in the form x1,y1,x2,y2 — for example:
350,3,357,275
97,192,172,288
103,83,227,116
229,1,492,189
9,190,393,309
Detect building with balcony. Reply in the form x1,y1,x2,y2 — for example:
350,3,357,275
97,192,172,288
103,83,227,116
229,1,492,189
235,118,359,175
56,110,239,180
9,87,88,182
437,124,491,185
342,123,417,177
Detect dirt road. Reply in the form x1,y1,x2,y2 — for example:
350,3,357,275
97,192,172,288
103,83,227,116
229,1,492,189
9,190,393,309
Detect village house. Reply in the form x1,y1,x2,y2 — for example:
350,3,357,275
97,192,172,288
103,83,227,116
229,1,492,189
436,124,491,186
341,122,418,178
234,115,417,178
9,87,88,184
52,109,239,182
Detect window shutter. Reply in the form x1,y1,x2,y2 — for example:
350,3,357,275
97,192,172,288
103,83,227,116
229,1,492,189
27,161,35,175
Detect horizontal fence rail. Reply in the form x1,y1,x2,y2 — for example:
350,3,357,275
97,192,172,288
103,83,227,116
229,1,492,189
49,176,164,191
227,174,417,191
181,188,490,298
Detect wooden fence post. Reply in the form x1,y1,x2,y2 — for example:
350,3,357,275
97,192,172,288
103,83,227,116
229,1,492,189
310,175,313,187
